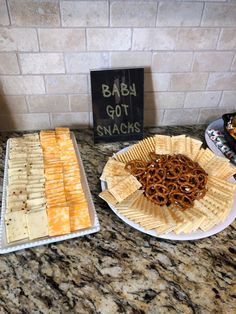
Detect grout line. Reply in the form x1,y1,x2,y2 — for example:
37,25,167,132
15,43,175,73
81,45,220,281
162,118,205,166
217,90,224,107
36,28,41,52
85,29,88,52
42,75,47,94
215,26,223,50
190,51,195,72
49,113,53,128
2,25,236,30
15,51,22,75
229,52,236,71
24,95,31,113
63,51,67,74
5,0,11,25
216,28,223,50
130,28,133,51
1,70,236,78
58,0,62,28
68,94,72,112
108,0,111,27
0,49,236,54
199,0,206,28
155,0,159,27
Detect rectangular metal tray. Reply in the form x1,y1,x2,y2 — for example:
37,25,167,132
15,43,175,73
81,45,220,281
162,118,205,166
0,132,100,254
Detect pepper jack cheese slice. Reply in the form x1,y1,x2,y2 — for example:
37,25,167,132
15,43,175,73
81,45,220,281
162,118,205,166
26,209,48,240
47,206,71,236
5,210,28,242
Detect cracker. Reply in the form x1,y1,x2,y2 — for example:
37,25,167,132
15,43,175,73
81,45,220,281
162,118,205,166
116,190,144,210
154,135,172,154
115,142,149,163
220,166,236,180
187,137,203,159
135,137,156,161
26,209,48,240
172,210,192,235
195,148,215,168
139,219,164,230
141,137,156,155
154,206,176,234
207,175,236,193
127,193,145,210
206,183,234,202
109,175,142,203
106,175,129,189
171,135,186,154
194,199,219,220
99,190,118,205
204,156,229,177
119,209,148,220
5,210,28,242
100,158,128,181
135,203,165,229
152,204,166,225
182,209,205,234
199,215,220,231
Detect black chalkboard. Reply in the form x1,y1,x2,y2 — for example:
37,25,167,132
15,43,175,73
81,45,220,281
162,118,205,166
90,68,144,143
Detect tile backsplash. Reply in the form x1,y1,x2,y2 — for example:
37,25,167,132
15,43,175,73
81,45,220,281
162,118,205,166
0,0,235,130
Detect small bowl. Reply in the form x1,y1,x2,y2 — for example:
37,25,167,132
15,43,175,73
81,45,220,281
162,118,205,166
222,112,236,153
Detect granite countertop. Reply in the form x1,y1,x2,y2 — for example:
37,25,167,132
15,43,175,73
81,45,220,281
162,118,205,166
0,126,235,314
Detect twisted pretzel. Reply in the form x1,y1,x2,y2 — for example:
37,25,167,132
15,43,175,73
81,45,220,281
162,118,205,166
169,192,193,210
125,153,208,211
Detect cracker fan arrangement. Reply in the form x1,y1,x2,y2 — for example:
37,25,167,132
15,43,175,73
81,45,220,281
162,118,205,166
99,134,236,235
4,128,91,244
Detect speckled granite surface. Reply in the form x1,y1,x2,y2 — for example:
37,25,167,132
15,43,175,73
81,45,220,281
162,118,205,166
0,126,235,314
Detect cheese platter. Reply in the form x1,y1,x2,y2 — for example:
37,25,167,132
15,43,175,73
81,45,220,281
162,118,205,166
0,129,100,254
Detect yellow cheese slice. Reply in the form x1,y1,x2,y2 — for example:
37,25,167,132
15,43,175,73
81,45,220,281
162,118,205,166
47,206,71,236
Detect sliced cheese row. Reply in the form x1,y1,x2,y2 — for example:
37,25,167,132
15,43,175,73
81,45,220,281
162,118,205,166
5,133,48,242
5,129,92,243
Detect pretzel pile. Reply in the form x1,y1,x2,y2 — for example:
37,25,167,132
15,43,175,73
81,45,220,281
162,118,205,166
125,153,208,211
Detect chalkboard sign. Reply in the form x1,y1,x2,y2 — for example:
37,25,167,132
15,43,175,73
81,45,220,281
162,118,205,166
90,68,144,143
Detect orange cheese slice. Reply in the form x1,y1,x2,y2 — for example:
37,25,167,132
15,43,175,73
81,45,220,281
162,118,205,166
46,188,65,196
47,206,70,236
55,127,70,134
45,173,64,181
64,184,82,192
45,168,63,175
45,181,64,189
69,203,91,231
46,194,67,203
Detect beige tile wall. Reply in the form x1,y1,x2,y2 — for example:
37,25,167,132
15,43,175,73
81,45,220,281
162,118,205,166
0,0,235,130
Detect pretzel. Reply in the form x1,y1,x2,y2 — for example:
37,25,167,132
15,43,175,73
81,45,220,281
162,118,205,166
146,167,166,185
125,160,147,177
125,153,208,211
169,192,193,210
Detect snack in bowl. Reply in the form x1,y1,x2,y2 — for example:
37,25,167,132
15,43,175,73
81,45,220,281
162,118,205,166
99,134,236,235
222,112,236,152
